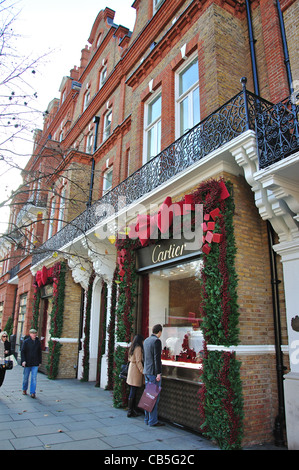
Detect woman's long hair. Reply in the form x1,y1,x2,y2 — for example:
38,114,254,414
129,334,144,356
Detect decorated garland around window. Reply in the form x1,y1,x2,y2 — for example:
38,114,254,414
32,261,66,380
112,247,137,408
81,271,95,382
113,178,243,449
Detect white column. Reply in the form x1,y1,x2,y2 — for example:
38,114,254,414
89,276,102,381
274,240,299,450
100,280,112,389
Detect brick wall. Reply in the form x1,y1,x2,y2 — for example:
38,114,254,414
56,268,82,379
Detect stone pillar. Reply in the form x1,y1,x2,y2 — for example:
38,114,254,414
274,240,299,449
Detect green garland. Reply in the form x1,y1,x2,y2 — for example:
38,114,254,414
47,261,66,379
32,288,41,331
112,247,137,408
195,179,243,449
113,178,243,449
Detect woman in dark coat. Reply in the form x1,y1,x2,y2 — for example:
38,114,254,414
0,331,11,387
126,334,144,417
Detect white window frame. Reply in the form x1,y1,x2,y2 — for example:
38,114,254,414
153,0,164,14
175,55,200,138
83,90,90,111
86,133,93,154
57,186,66,232
143,91,162,163
103,167,113,194
99,65,107,89
47,197,56,239
103,110,112,141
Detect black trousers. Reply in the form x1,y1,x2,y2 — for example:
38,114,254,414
0,367,6,387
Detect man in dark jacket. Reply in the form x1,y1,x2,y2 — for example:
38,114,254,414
143,324,164,427
21,329,42,398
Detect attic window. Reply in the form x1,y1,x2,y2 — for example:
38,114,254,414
96,33,102,48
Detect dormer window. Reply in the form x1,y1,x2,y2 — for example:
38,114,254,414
96,33,102,48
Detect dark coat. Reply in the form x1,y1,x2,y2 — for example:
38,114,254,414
21,337,42,367
143,334,162,376
3,340,11,357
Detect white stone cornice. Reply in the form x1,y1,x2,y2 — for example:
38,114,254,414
230,137,299,243
66,254,92,290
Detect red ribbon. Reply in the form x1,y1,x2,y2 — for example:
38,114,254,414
35,266,54,287
130,194,195,247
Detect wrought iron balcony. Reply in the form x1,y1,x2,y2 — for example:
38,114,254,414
32,80,299,266
255,95,299,169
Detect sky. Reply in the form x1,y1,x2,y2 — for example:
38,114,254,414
0,0,136,233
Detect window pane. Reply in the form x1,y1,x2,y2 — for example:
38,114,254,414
180,96,189,134
179,59,199,96
192,86,200,127
148,95,161,125
148,259,204,364
147,127,155,159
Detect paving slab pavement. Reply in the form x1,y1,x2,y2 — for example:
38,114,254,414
0,365,287,453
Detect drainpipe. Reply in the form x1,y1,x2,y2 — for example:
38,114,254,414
276,0,293,95
245,0,260,96
245,2,286,446
87,116,100,208
267,221,286,447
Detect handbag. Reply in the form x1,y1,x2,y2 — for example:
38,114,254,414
4,360,13,370
138,383,161,412
119,362,129,380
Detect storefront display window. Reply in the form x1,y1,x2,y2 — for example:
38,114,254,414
148,259,204,366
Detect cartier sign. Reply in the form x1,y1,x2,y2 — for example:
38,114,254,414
136,236,202,272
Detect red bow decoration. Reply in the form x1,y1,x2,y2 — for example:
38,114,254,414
130,194,195,246
201,181,230,255
35,266,54,287
117,249,126,281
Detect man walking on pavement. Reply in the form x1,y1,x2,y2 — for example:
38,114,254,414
21,328,42,398
143,323,164,427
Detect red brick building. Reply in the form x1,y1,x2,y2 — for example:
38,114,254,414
1,0,299,449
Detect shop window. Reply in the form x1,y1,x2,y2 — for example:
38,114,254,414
16,293,27,354
103,166,113,194
176,56,200,137
144,92,161,163
40,296,53,351
148,259,204,364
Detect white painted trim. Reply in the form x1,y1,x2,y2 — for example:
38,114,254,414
207,344,289,355
50,337,78,344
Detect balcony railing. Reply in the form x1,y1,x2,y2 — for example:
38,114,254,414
255,95,299,168
32,81,299,266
